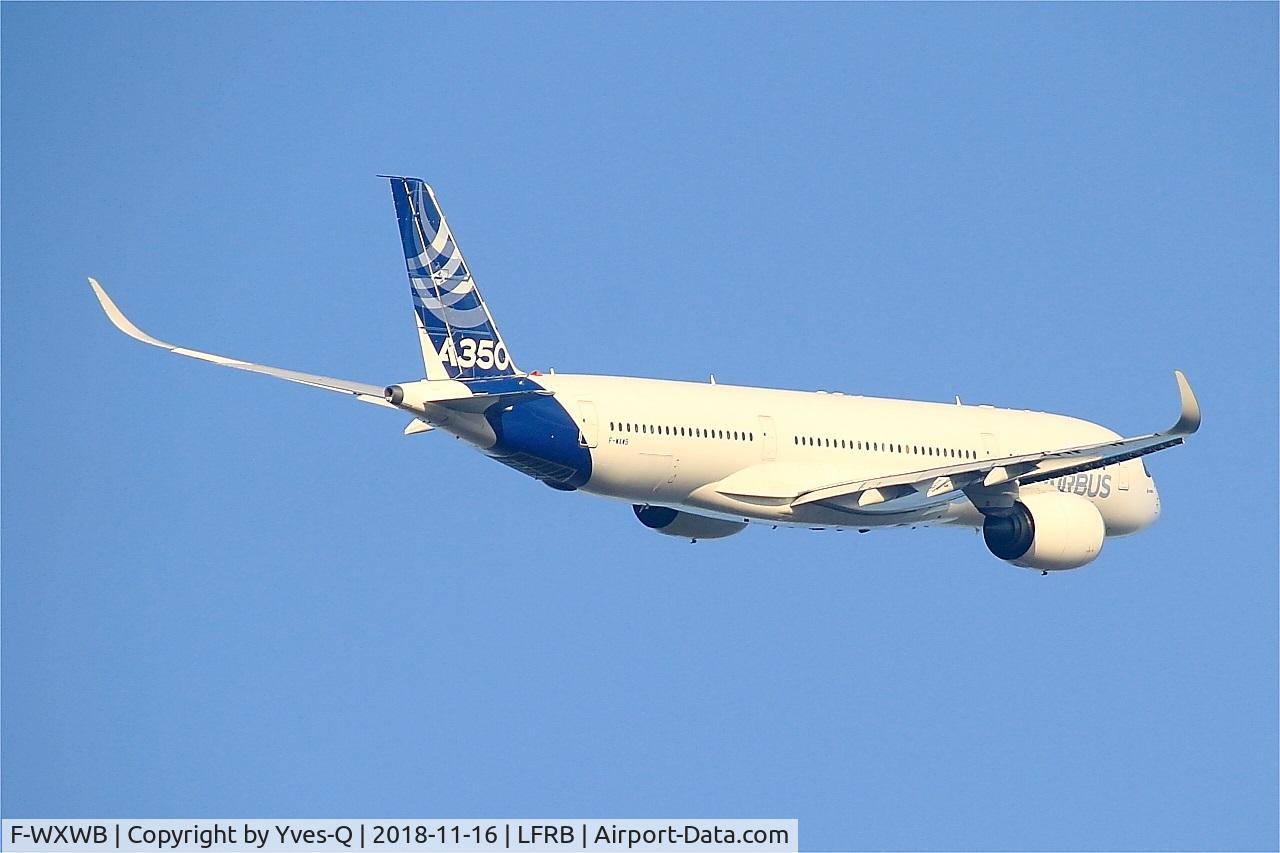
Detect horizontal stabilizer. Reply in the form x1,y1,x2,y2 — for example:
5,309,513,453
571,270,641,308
404,419,435,436
381,375,553,416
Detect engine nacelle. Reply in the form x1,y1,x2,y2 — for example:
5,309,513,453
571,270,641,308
632,505,747,540
982,491,1106,571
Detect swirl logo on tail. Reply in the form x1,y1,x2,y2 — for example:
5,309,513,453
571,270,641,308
387,177,517,379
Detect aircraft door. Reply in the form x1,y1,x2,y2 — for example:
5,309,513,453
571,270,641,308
757,415,777,461
980,432,999,459
577,400,599,448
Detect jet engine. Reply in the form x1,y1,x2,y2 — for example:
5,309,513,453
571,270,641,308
982,490,1106,571
632,505,747,540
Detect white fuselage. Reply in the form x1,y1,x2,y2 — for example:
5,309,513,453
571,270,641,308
87,175,1192,563
460,374,1160,537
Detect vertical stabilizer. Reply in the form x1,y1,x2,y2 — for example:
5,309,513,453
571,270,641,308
384,176,518,380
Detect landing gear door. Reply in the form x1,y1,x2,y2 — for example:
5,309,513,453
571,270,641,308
577,400,599,448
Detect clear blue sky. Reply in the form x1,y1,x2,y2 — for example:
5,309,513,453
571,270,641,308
3,4,1276,850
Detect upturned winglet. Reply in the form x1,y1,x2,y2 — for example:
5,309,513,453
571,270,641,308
88,277,171,348
86,277,394,406
1167,369,1201,436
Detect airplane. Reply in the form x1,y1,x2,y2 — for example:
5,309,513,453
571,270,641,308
88,176,1201,572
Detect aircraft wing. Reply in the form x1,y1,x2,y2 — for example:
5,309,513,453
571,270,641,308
88,278,397,407
790,371,1201,510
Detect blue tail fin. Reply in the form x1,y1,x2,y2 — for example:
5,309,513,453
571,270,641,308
384,176,518,380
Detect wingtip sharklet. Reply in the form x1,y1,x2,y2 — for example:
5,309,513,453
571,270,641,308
1169,369,1201,436
86,276,393,405
87,276,170,350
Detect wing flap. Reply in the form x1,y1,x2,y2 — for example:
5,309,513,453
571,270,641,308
791,371,1200,509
